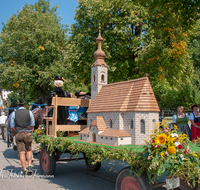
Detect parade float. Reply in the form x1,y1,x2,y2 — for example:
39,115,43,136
32,25,200,190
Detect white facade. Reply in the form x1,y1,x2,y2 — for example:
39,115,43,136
79,126,132,146
1,89,11,100
91,65,108,101
87,112,159,145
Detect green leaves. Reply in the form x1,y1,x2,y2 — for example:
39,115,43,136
37,134,200,186
65,0,198,108
0,0,69,102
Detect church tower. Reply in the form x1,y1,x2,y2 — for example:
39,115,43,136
91,24,108,101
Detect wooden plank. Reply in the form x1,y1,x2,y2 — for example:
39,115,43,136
44,117,52,120
46,122,49,135
51,97,90,107
52,107,57,137
49,124,52,135
57,125,87,131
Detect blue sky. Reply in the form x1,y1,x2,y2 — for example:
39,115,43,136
0,0,78,32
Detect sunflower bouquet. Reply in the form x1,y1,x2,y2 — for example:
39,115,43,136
142,120,200,186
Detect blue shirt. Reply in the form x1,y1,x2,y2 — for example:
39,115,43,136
10,107,35,131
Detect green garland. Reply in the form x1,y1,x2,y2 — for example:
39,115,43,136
37,134,200,187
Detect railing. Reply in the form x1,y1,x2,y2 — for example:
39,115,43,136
160,108,193,118
44,95,91,137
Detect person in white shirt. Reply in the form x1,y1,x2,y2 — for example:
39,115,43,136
190,104,200,140
173,106,191,140
0,113,7,140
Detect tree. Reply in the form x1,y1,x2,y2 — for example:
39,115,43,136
66,0,197,107
138,0,200,30
67,0,152,85
187,20,200,105
0,0,70,102
7,92,20,103
189,20,200,69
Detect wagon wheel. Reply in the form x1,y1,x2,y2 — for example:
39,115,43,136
40,147,56,175
85,157,101,171
179,179,198,190
115,166,154,190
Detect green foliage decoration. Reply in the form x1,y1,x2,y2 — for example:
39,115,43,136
36,121,200,187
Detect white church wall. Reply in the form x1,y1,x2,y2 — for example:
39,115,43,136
88,112,120,130
97,136,118,146
117,137,132,145
79,134,89,141
134,112,159,145
91,65,108,101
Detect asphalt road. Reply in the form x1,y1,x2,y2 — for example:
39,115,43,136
0,137,197,190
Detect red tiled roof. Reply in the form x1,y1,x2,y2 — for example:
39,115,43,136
90,116,107,131
99,129,131,137
87,77,160,113
79,127,90,135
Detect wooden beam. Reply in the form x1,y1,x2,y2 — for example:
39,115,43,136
51,97,90,107
44,117,52,120
57,125,87,131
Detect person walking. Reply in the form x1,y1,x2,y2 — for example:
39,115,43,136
0,112,7,140
10,99,35,175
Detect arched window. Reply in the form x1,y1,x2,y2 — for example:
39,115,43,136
101,74,104,81
93,75,95,82
141,119,145,134
110,119,112,128
130,119,133,129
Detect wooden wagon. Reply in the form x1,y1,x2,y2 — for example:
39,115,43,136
39,96,200,190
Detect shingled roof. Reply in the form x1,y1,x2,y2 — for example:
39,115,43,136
99,129,131,137
89,116,107,131
79,127,90,135
87,77,160,113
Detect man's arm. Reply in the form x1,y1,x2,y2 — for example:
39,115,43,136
10,112,17,135
10,112,16,129
29,111,35,132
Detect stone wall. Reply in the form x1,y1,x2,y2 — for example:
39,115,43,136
88,111,159,145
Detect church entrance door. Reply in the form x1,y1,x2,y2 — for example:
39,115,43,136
93,133,96,142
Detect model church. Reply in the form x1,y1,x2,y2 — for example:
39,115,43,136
79,25,160,145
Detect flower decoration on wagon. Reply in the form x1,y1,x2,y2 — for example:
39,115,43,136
142,120,200,186
193,137,200,147
32,123,46,143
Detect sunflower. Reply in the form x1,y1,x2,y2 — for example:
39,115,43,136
167,135,176,146
168,146,176,154
156,133,167,145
